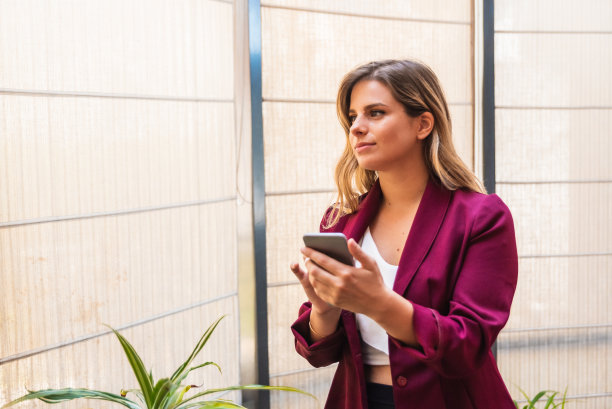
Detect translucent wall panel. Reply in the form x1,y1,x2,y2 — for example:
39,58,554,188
495,1,612,407
0,203,237,357
496,0,612,32
496,34,612,108
0,0,233,98
0,298,240,409
496,110,612,182
0,1,241,407
265,194,337,286
261,0,471,23
270,366,337,409
261,7,472,104
261,2,475,407
263,103,344,194
0,96,235,222
266,195,339,408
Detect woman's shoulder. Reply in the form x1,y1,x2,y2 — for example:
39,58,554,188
452,188,510,212
451,188,515,233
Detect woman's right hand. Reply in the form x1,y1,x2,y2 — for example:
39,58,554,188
290,261,339,315
291,260,342,341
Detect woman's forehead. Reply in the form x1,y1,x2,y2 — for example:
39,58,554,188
349,80,397,110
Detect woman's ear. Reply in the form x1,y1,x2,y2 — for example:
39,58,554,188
416,112,434,140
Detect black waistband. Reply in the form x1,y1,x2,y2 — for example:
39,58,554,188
366,382,395,409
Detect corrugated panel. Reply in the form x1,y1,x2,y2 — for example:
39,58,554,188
495,2,612,407
0,202,237,362
263,103,343,194
496,109,612,182
0,0,241,407
449,105,473,168
265,193,335,285
0,96,235,223
0,297,241,409
261,7,472,104
496,0,612,32
270,366,337,409
267,284,319,376
261,0,471,23
0,0,233,98
506,257,611,330
498,327,612,408
495,34,612,108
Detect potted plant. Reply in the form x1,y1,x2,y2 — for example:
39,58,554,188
2,316,312,409
514,388,568,409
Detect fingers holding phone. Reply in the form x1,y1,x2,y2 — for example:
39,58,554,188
290,260,338,315
300,233,388,315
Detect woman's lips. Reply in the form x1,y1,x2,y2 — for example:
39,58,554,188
354,143,375,153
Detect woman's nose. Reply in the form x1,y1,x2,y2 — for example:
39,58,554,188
350,116,367,135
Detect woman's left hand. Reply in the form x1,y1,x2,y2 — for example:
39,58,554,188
301,238,393,316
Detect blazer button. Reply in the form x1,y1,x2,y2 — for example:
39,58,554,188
396,376,408,387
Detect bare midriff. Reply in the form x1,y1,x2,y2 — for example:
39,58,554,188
364,364,393,385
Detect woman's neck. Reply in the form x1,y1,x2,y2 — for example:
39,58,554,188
377,158,429,209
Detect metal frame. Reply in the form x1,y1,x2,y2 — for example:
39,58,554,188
248,0,270,407
482,0,496,358
482,0,495,196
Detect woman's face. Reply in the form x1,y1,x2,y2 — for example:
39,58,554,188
348,80,429,173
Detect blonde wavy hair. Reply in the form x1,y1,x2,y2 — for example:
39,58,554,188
326,59,484,228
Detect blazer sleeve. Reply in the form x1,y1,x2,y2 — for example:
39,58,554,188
291,302,347,368
291,206,349,368
390,194,518,378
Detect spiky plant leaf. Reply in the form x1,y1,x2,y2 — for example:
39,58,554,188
527,390,549,409
173,361,221,389
179,402,246,409
122,389,146,406
1,388,141,409
176,384,315,408
106,325,155,408
151,378,179,409
170,316,225,383
160,384,195,409
543,392,558,409
3,317,313,409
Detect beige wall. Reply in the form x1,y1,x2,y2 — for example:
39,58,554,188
495,1,612,407
0,0,242,407
260,1,476,407
4,1,609,408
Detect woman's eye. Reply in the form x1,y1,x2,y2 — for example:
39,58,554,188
370,110,384,117
348,115,357,124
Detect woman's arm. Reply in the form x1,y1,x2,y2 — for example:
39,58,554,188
301,194,518,377
300,239,419,346
394,194,517,378
291,262,342,341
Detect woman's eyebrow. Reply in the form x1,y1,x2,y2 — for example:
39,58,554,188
349,102,389,112
364,103,389,110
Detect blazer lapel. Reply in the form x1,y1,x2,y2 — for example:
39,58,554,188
338,179,450,333
393,179,451,295
342,181,382,242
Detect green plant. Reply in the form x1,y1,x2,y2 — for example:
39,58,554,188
514,388,568,409
2,316,313,409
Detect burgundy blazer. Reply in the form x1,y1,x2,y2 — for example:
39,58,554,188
291,179,518,409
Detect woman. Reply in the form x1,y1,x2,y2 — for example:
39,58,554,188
290,59,518,409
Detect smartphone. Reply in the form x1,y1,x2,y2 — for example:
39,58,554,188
303,232,354,266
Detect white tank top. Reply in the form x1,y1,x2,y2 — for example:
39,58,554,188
355,227,399,366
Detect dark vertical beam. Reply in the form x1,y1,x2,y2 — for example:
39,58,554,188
248,0,270,407
483,0,497,359
483,0,495,195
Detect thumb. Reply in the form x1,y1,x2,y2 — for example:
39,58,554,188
347,238,378,271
